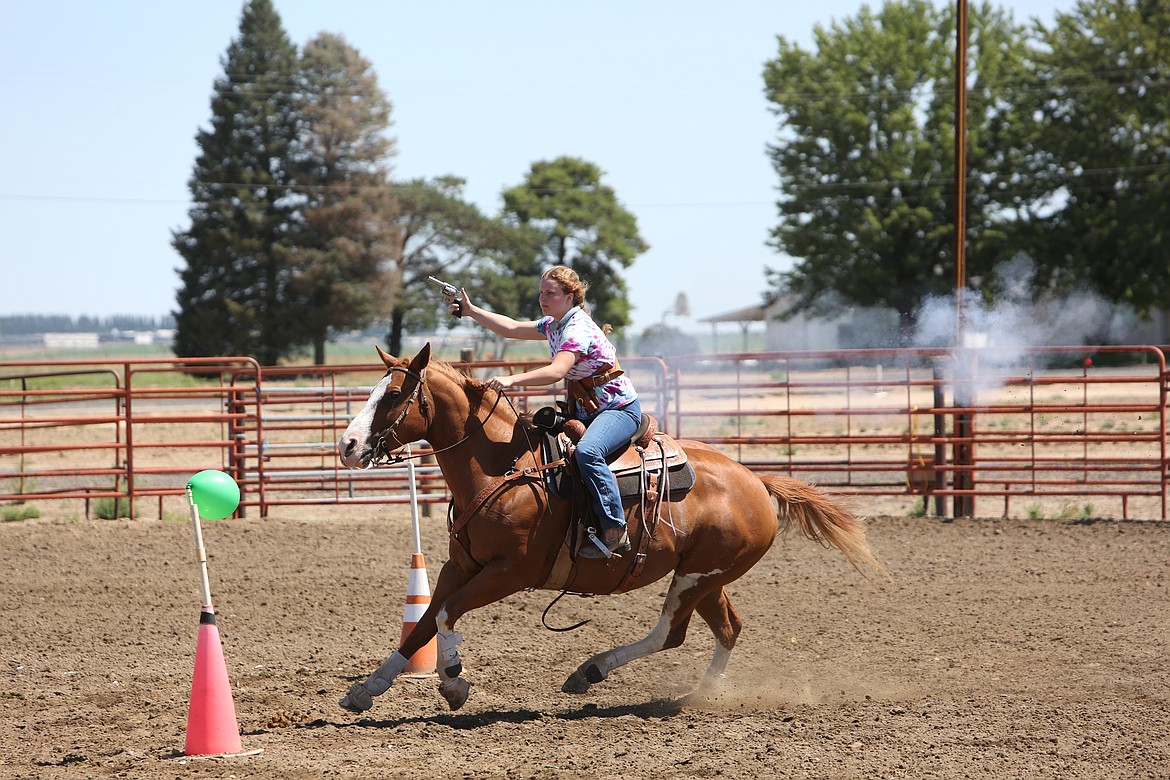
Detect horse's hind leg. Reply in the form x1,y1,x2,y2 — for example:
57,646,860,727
562,570,722,695
691,586,742,696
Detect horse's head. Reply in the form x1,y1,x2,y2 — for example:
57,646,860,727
338,343,433,468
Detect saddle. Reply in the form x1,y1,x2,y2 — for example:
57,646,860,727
531,406,697,590
532,406,696,504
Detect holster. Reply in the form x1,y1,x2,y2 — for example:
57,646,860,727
566,360,623,416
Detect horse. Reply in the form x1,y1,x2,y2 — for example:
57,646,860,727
335,343,882,713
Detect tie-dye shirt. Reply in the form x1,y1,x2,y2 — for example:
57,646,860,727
536,307,638,419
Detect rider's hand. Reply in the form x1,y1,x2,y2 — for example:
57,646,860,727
449,288,471,318
485,375,514,392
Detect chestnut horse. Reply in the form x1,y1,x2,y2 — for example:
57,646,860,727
336,344,881,713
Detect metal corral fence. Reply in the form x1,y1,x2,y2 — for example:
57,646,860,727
1,346,1166,520
666,345,1167,520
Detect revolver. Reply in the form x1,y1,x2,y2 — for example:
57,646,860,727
427,276,462,317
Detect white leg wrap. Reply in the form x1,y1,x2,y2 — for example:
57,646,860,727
436,631,463,677
340,651,410,713
365,650,409,696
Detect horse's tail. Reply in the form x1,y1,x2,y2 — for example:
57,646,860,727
761,475,887,579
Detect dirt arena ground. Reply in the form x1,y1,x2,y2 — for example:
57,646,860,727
2,501,1168,780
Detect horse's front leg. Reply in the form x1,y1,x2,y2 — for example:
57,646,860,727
430,560,527,711
340,559,471,714
339,559,524,713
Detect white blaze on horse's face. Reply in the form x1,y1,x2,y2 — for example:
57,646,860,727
338,374,393,468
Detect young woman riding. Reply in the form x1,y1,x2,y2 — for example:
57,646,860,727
449,266,640,558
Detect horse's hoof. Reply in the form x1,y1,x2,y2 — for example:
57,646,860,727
339,683,373,713
439,677,471,710
561,669,591,694
684,673,727,704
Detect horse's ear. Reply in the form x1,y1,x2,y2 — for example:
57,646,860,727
375,344,395,367
408,342,432,373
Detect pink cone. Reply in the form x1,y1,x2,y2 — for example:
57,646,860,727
184,611,243,756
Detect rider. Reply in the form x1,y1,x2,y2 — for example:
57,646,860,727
450,266,640,558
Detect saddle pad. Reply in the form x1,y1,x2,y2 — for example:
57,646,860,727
615,460,696,502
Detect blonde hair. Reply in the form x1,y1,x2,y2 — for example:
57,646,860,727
541,266,588,308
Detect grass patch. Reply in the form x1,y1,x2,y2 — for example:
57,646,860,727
1058,503,1095,521
1,504,40,522
93,497,135,519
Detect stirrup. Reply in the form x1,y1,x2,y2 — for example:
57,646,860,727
579,526,628,560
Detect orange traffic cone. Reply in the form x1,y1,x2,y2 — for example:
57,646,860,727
184,608,244,756
400,553,437,675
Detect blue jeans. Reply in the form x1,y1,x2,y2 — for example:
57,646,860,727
574,398,641,531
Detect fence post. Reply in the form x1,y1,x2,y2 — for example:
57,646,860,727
953,351,977,518
227,384,246,519
931,359,948,519
123,361,135,519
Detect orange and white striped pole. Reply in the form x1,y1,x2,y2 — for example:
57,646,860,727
400,448,436,675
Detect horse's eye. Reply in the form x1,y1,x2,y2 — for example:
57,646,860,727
386,387,402,400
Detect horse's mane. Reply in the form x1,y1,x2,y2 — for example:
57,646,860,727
427,357,540,431
426,357,478,386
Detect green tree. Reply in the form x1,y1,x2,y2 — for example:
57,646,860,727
387,176,537,355
501,156,647,331
762,1,1033,337
289,32,399,365
172,0,302,365
1028,0,1170,313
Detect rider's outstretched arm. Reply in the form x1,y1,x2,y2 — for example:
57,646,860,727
457,289,544,341
487,350,576,391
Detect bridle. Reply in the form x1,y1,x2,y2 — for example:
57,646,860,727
363,364,514,467
365,365,430,467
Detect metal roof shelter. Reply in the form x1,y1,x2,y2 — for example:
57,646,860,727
698,305,766,352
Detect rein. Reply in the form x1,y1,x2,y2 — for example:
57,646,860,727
364,364,591,629
366,367,509,467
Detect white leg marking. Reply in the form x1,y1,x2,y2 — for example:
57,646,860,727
589,570,726,678
703,643,732,683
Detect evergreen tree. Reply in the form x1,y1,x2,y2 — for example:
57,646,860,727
288,32,399,365
172,0,301,365
501,156,646,331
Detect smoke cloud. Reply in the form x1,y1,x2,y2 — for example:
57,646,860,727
913,257,1126,365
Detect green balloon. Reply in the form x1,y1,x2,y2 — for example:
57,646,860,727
187,470,240,520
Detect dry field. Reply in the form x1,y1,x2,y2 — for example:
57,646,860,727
2,500,1168,779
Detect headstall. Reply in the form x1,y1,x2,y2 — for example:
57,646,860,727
363,366,518,468
366,366,429,467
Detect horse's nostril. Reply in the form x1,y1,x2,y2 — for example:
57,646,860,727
342,438,355,457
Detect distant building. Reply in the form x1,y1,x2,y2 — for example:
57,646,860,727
43,333,99,349
700,297,900,352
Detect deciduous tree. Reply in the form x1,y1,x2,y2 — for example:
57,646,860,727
501,157,647,332
1028,0,1170,314
763,1,1033,339
386,176,537,356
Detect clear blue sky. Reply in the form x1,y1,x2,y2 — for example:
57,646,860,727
0,0,1072,334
